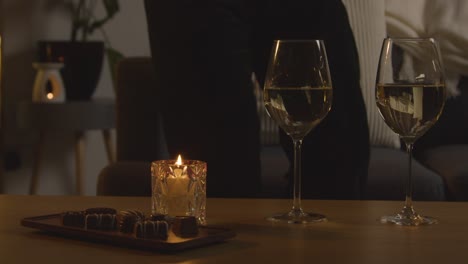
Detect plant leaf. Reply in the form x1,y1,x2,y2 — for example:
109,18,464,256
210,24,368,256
106,47,125,93
87,0,119,34
88,18,110,34
103,0,119,18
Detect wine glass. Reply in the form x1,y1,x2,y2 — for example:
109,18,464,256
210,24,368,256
375,38,446,226
263,40,333,224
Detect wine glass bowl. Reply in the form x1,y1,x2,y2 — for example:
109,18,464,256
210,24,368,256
263,86,332,141
375,38,446,226
263,40,332,224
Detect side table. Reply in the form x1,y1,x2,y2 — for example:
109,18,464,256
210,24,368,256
17,99,116,195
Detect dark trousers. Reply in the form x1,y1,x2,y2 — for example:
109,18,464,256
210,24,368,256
145,0,370,199
415,76,468,155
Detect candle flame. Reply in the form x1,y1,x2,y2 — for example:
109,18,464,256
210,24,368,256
46,92,54,99
175,155,183,166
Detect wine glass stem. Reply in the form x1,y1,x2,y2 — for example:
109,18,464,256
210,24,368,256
404,142,414,209
292,139,303,212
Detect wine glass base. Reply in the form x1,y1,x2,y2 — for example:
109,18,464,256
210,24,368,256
380,214,437,226
266,209,327,224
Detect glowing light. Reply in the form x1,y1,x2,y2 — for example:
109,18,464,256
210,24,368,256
46,93,54,99
175,155,183,166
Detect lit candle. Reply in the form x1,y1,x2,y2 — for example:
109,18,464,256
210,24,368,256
168,155,189,195
151,156,207,224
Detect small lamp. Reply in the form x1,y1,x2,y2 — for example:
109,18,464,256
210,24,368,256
32,62,66,103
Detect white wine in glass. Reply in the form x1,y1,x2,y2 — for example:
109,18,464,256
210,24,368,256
263,40,332,224
375,38,446,226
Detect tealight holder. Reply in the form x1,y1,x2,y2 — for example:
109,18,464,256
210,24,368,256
151,155,207,225
32,62,66,103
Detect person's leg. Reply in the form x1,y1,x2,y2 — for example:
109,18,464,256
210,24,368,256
144,1,261,197
253,0,370,199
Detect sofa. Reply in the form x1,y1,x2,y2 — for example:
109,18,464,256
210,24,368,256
97,57,466,201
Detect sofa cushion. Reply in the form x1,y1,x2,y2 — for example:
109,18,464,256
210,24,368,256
366,147,446,201
260,146,289,198
417,145,468,200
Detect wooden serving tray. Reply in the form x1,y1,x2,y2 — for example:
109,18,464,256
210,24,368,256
21,214,236,252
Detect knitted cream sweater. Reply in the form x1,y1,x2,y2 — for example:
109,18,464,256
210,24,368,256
342,0,400,149
385,0,468,97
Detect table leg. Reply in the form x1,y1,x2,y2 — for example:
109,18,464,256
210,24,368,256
102,129,115,163
30,131,45,195
74,131,85,195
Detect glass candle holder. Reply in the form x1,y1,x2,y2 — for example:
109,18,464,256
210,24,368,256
151,157,207,225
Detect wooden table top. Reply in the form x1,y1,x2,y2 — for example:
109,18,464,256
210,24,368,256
1,195,468,263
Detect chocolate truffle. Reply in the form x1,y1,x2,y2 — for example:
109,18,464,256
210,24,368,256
171,216,199,238
61,211,85,228
85,207,117,215
134,220,169,240
117,210,145,233
85,213,117,231
149,213,166,221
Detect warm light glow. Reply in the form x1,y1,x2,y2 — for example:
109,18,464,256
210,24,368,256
175,155,183,166
46,92,54,99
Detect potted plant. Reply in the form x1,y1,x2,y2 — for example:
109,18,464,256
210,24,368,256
38,0,123,101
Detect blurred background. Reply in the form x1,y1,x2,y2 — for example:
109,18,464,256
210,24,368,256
0,0,150,195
